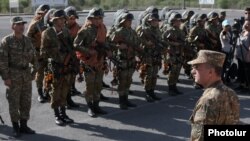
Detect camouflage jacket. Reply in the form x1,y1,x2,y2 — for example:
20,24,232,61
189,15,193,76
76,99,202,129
163,26,185,55
138,26,163,65
26,18,47,49
40,27,74,73
190,80,240,141
188,26,210,49
111,26,140,61
0,34,37,81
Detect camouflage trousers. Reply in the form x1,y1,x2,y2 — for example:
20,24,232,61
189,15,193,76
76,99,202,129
50,74,71,109
6,79,32,122
144,65,159,91
35,66,45,89
168,63,182,86
118,68,135,96
84,69,104,103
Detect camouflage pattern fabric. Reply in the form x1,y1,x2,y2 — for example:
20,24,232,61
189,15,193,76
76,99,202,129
40,27,73,108
189,81,240,141
0,34,37,122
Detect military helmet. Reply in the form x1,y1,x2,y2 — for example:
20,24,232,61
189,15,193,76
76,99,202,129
147,13,161,21
50,9,68,22
119,12,134,24
64,6,78,19
182,10,195,19
208,12,219,21
145,6,158,14
36,4,50,14
196,14,207,21
44,8,56,26
87,7,103,19
168,12,182,23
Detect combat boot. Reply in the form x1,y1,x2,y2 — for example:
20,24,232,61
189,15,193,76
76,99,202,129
93,101,108,115
12,122,21,138
125,95,137,107
20,119,36,134
119,95,128,110
145,90,155,103
100,93,109,101
37,88,46,103
148,90,161,101
87,102,97,117
59,106,74,124
43,89,51,101
54,108,65,126
66,92,79,109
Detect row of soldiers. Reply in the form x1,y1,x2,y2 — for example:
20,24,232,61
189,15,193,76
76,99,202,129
0,4,234,138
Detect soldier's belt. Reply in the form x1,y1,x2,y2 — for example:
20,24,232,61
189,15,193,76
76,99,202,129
9,64,29,70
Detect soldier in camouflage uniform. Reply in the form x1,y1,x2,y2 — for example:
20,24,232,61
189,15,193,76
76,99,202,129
205,12,222,51
162,13,185,96
180,10,195,79
137,13,162,102
188,14,209,52
64,6,80,108
40,10,74,126
107,9,129,87
0,17,36,137
26,4,50,103
74,8,108,117
136,7,159,84
188,50,240,141
110,12,139,110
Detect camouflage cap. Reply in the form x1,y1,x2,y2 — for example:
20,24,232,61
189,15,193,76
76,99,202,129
187,50,226,67
36,4,50,14
10,16,27,24
50,9,68,22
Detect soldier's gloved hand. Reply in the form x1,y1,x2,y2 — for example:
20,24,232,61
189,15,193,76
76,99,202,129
119,43,128,49
4,79,11,87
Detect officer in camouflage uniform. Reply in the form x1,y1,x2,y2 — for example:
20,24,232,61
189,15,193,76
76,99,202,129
64,6,80,108
110,12,139,110
74,8,108,117
40,10,74,126
206,12,222,51
0,17,36,137
137,13,162,102
188,50,240,141
26,4,50,103
162,13,185,96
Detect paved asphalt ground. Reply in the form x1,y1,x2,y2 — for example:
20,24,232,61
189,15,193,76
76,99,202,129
0,9,249,141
